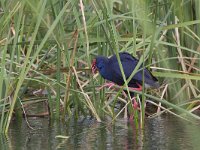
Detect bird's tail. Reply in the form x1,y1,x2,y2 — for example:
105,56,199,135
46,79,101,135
145,80,160,89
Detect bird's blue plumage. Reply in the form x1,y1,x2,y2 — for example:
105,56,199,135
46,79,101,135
95,52,159,88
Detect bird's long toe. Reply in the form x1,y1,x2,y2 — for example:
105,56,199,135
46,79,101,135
129,83,142,91
97,82,116,90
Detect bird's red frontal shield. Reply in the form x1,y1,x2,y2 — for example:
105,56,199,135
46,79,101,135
91,59,98,74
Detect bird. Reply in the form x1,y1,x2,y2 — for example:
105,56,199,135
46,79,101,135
92,52,159,109
92,52,159,89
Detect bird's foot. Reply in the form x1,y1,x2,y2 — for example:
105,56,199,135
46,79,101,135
97,82,116,90
129,83,142,91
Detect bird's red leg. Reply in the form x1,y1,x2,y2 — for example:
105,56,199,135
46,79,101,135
131,97,139,110
129,83,142,91
121,89,140,120
97,82,116,90
129,97,141,120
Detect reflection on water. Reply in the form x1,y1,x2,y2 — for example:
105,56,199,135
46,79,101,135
0,115,200,149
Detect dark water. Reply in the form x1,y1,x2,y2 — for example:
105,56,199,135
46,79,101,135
1,115,200,150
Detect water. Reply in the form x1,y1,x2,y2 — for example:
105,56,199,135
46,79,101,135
0,115,200,150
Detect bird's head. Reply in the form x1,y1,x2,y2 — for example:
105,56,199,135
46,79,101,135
91,56,108,74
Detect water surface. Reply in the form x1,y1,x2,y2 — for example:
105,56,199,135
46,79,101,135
1,115,200,150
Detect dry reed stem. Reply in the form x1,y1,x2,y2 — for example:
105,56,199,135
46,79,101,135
72,66,101,122
172,84,188,100
157,84,168,113
20,100,34,130
0,38,7,45
113,101,131,121
188,45,200,72
147,100,191,122
189,104,200,113
79,0,89,62
104,101,114,117
151,66,200,75
174,16,197,98
185,63,200,72
63,30,78,114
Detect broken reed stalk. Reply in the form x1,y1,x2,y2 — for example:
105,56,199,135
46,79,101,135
63,30,79,118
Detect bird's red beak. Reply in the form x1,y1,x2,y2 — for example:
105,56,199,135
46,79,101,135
92,59,98,74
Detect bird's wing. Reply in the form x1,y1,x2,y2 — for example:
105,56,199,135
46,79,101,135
108,52,139,85
109,52,137,64
109,52,158,87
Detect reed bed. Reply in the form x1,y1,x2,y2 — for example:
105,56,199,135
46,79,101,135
0,0,200,133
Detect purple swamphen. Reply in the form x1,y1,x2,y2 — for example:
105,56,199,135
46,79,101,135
92,52,159,89
91,52,159,109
